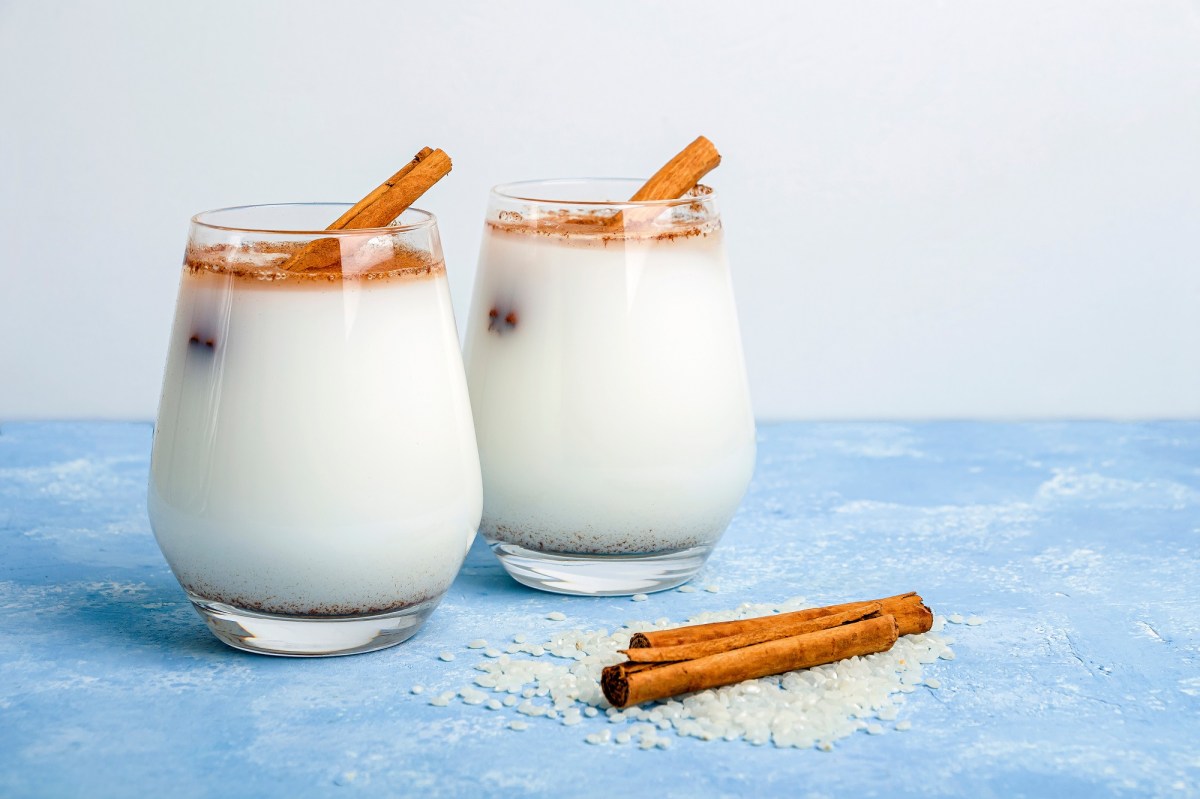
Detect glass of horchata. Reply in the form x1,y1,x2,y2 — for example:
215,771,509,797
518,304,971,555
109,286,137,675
463,179,755,596
149,203,481,655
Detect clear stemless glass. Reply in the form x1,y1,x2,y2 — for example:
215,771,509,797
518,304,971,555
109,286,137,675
148,204,482,656
462,179,755,596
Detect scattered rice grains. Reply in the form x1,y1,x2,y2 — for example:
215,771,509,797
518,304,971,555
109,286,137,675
437,598,965,750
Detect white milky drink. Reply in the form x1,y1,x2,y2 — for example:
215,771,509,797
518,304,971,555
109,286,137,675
148,204,481,655
463,180,755,595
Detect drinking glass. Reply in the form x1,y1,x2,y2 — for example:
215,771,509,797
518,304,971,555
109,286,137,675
463,180,755,595
149,204,481,655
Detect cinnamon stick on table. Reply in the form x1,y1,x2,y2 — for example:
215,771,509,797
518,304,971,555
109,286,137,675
598,592,934,708
281,147,452,272
629,591,932,649
608,135,721,229
619,603,882,663
602,614,900,709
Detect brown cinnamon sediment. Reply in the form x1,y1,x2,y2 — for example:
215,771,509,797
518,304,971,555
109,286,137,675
619,604,881,663
629,592,932,649
602,615,900,708
182,578,443,617
609,136,721,229
281,148,452,273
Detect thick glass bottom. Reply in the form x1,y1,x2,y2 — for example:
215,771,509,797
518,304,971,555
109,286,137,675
486,539,714,596
187,593,440,657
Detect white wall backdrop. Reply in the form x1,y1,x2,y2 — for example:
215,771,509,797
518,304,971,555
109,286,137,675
2,1,1198,420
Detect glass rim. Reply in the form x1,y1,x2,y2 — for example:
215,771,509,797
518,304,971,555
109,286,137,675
491,178,715,208
190,203,438,236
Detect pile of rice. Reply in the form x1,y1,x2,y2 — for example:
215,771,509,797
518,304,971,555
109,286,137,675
419,597,973,750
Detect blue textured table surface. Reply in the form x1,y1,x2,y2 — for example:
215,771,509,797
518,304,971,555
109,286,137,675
1,422,1198,798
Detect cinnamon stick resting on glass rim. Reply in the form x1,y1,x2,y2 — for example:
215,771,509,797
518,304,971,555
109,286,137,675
282,147,452,273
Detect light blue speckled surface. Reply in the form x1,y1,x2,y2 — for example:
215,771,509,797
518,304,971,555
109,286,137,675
1,422,1198,798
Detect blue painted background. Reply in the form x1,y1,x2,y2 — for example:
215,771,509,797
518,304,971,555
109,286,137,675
1,422,1198,797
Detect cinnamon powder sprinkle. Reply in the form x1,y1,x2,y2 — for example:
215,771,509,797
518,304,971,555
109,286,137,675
184,242,444,284
488,185,721,245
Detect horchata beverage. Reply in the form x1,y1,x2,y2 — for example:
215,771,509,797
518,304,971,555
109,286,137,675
463,173,755,596
149,201,481,656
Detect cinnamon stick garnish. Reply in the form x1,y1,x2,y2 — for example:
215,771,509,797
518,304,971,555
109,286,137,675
608,136,721,229
629,592,932,649
602,615,900,709
280,147,452,272
619,604,881,663
327,147,436,230
328,148,451,230
280,237,344,274
628,136,721,203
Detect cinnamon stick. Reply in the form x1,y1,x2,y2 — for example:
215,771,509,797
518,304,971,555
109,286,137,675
619,604,880,663
602,614,900,708
280,147,452,272
328,148,451,230
629,592,932,649
327,147,435,230
608,136,721,229
278,236,343,274
628,136,721,202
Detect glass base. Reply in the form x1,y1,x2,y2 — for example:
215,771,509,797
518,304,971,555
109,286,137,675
486,539,714,596
188,594,440,657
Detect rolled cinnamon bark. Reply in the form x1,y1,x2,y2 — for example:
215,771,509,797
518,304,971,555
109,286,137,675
602,614,900,708
281,147,452,272
608,136,721,229
627,136,721,203
327,148,451,230
628,592,931,649
327,147,437,230
619,604,881,663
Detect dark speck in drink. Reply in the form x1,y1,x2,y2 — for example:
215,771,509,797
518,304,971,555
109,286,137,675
188,334,216,351
488,306,518,334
